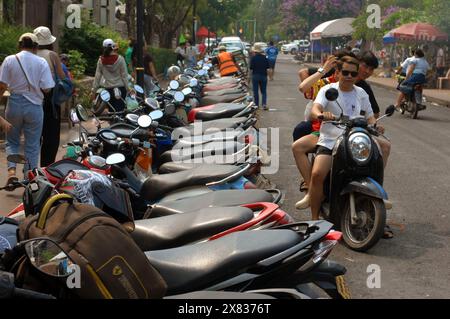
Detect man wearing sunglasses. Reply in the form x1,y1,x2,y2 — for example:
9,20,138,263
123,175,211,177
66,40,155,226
308,56,381,221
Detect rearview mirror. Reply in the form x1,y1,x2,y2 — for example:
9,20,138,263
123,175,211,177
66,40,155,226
174,92,185,103
149,110,164,121
134,85,144,94
189,78,198,87
385,105,396,117
25,239,76,278
137,115,152,128
76,104,89,122
145,98,160,110
169,80,180,90
198,70,207,76
106,153,126,165
100,90,111,102
182,88,193,96
69,109,80,124
165,104,176,115
126,113,139,124
325,88,339,102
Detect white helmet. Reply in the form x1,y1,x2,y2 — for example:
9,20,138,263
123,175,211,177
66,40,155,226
167,66,181,79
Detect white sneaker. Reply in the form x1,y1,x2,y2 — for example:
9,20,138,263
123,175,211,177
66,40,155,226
295,194,310,210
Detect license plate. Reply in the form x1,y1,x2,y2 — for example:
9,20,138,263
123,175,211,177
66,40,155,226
336,275,351,299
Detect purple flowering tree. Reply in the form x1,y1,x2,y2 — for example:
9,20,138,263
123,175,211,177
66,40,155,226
280,0,361,38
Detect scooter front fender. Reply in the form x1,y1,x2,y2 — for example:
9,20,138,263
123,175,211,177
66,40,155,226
340,177,388,200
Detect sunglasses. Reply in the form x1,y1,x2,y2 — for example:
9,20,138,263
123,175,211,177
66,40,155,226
341,70,359,77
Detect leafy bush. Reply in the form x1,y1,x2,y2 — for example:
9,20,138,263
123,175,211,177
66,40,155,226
147,47,177,75
60,18,127,75
0,24,29,63
67,50,88,80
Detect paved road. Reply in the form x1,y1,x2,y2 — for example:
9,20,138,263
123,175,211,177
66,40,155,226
1,54,449,298
259,54,450,298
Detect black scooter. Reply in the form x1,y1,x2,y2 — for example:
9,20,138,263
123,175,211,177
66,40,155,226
316,88,395,252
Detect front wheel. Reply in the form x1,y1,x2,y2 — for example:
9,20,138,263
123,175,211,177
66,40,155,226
411,101,418,119
340,194,386,252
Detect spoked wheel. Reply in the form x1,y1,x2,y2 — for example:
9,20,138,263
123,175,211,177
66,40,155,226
340,194,386,252
399,102,406,115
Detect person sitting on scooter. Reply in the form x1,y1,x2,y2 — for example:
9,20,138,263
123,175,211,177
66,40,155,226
394,49,429,111
308,56,382,221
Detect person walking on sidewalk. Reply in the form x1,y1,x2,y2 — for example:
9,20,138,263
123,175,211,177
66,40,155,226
265,41,279,81
0,33,54,183
250,44,270,110
34,26,68,168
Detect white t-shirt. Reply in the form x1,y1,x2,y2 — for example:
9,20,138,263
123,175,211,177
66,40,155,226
314,83,373,150
0,51,55,105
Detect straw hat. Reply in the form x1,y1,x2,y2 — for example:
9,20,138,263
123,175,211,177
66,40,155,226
33,26,56,46
252,43,264,54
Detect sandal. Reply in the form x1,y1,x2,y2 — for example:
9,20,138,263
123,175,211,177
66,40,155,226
382,225,394,239
299,180,308,193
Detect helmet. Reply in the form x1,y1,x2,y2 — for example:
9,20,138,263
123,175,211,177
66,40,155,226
167,66,181,79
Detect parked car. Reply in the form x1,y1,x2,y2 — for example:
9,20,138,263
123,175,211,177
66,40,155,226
281,39,310,55
219,36,249,57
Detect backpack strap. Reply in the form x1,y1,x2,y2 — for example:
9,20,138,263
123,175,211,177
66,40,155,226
37,194,74,229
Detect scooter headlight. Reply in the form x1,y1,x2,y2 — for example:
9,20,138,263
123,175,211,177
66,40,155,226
348,132,372,164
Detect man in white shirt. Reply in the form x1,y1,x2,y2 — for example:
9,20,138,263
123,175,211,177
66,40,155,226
308,56,380,220
0,33,54,182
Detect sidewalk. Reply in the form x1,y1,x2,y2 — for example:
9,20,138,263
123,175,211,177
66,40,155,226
301,62,450,107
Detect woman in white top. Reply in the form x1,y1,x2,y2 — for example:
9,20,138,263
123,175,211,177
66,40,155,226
34,26,67,167
0,33,55,182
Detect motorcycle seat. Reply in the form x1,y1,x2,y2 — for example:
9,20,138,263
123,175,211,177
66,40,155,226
174,129,244,146
145,229,302,294
151,189,274,217
140,164,245,201
200,93,246,107
172,117,249,137
132,206,254,251
203,88,245,97
107,123,150,140
206,77,238,84
188,103,248,122
159,141,246,164
158,162,202,173
45,159,90,180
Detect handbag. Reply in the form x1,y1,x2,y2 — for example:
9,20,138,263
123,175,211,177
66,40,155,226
52,61,73,106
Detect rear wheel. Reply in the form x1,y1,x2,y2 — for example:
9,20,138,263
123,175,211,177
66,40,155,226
340,194,386,252
290,48,297,55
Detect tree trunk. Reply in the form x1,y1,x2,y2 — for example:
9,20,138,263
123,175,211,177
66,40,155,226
159,28,173,49
125,0,136,39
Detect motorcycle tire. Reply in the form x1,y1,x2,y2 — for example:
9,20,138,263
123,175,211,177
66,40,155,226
340,194,386,252
399,103,405,115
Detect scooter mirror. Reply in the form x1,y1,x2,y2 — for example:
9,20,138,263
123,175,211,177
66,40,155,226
25,239,76,278
189,78,198,87
198,69,207,76
145,98,160,110
174,91,185,103
182,87,193,96
149,110,164,121
325,88,339,102
106,153,126,165
69,109,80,124
134,85,144,94
203,66,210,71
7,154,27,165
169,80,180,90
197,61,203,67
76,104,89,122
126,113,139,124
385,105,396,117
138,115,152,128
100,90,111,102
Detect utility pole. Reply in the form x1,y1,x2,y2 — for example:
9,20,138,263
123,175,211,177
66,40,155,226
136,0,144,87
